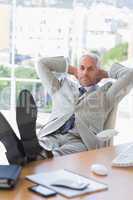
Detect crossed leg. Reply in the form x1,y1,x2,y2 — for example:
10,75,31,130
0,89,52,165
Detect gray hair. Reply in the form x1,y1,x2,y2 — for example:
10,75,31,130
79,52,101,68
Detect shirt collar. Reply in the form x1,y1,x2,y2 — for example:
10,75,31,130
78,82,98,92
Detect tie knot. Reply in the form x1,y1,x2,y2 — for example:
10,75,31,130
79,87,86,96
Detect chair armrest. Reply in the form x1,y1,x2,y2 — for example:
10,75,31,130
97,129,119,142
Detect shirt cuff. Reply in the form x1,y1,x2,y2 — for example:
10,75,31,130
65,57,70,73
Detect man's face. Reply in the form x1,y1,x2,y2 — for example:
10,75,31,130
77,56,99,86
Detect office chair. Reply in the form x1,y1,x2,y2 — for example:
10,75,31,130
97,104,119,147
36,104,119,148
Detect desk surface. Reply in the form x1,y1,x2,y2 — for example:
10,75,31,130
0,143,133,200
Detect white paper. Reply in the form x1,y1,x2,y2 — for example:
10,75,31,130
26,169,108,198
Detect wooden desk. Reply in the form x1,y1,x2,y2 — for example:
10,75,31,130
0,144,133,200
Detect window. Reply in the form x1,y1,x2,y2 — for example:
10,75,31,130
0,0,133,144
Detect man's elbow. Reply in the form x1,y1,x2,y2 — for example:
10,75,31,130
127,69,133,88
37,57,48,71
130,69,133,83
38,58,44,68
128,69,133,78
130,69,133,75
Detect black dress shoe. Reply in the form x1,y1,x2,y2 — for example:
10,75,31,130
0,112,25,165
16,89,43,161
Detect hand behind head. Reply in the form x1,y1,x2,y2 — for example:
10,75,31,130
96,69,108,83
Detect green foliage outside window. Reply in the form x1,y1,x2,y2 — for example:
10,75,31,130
0,65,11,77
15,66,39,79
101,42,128,69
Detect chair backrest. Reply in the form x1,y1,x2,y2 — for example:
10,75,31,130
103,104,118,130
103,104,118,145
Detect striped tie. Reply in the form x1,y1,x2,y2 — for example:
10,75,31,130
79,87,87,96
60,87,87,134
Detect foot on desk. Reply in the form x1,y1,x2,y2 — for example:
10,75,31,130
16,89,43,161
0,112,26,165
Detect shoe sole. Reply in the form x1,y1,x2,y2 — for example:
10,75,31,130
0,112,25,165
16,90,42,159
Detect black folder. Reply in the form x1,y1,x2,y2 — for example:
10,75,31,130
0,165,22,189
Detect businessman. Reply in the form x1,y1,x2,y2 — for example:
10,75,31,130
0,53,133,164
35,54,133,156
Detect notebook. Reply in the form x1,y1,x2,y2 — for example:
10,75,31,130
26,169,108,198
0,165,22,188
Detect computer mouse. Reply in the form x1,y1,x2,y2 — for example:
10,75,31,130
90,164,108,176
